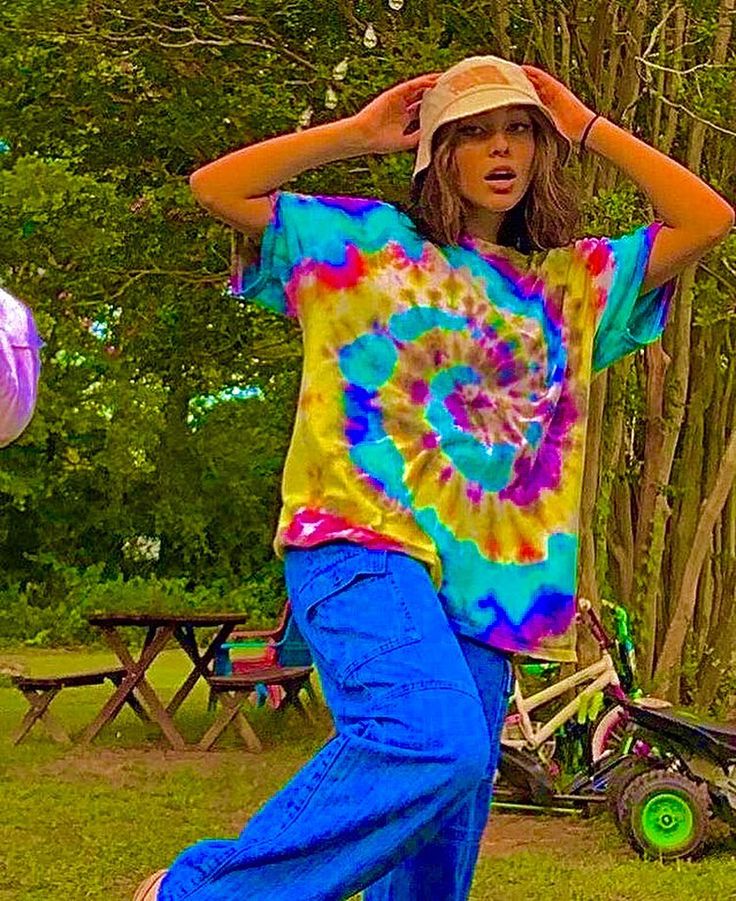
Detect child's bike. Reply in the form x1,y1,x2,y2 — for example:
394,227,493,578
501,598,664,764
495,597,667,814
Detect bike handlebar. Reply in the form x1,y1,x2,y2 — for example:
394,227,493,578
576,597,615,651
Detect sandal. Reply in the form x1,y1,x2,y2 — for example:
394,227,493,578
133,869,168,901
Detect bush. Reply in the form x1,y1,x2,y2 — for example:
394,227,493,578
0,559,286,647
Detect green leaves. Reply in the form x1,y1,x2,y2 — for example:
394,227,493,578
1,0,733,652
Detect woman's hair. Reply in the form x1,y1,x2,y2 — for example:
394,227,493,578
406,108,579,253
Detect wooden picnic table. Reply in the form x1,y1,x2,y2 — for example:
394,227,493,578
81,612,249,749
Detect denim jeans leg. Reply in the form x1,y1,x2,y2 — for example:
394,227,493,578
158,544,491,901
363,637,513,901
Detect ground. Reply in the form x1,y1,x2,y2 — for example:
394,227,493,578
482,811,605,859
6,648,736,899
37,744,614,861
35,742,610,859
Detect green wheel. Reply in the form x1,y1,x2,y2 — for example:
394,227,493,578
619,770,710,860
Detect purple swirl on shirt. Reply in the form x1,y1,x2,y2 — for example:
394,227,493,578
499,382,578,506
313,195,384,215
478,587,575,653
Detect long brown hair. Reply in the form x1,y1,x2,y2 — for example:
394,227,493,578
407,108,579,253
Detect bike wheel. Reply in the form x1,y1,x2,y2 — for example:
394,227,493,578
589,704,633,763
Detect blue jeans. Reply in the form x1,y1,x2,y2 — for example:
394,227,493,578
159,543,513,901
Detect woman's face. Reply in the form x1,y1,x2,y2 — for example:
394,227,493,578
452,105,536,219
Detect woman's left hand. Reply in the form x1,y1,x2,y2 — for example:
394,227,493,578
522,65,596,144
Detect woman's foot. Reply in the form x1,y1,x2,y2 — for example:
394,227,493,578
133,869,167,900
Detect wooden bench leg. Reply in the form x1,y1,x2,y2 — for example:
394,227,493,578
304,680,319,706
12,688,72,746
199,691,263,753
277,679,315,724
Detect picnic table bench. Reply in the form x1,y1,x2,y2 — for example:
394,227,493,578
11,668,134,745
201,666,315,752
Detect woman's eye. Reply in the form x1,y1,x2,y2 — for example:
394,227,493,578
509,122,532,133
459,125,483,136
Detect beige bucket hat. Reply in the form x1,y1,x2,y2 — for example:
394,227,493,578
413,55,568,179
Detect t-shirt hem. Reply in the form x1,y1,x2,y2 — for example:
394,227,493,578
449,620,578,663
273,530,442,586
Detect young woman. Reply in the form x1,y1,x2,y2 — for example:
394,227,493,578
134,56,733,901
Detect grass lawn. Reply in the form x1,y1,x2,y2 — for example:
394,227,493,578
1,646,736,900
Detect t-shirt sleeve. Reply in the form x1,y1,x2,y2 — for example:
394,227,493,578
228,191,396,319
575,223,676,372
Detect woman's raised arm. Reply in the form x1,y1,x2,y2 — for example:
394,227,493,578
523,65,734,294
189,73,440,238
189,119,364,237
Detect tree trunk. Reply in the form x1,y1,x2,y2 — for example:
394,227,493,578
653,423,736,698
578,371,608,664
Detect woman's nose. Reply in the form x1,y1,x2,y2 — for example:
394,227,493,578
487,131,510,154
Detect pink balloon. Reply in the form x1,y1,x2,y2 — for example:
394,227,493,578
0,288,43,447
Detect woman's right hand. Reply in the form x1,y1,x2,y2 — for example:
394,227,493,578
350,73,442,155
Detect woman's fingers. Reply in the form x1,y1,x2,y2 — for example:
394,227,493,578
522,64,547,78
396,73,442,97
403,84,439,113
356,71,441,152
522,65,554,94
523,65,567,96
399,126,422,147
405,71,443,85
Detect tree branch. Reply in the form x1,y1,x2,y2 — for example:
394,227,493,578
639,3,679,59
641,86,736,137
198,0,270,28
636,57,732,75
699,263,736,294
8,15,318,70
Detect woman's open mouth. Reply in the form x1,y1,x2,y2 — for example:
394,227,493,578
484,168,517,193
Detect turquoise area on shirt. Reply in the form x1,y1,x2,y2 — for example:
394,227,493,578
388,307,467,341
426,365,517,491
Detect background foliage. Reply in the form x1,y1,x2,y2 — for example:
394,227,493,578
1,1,734,710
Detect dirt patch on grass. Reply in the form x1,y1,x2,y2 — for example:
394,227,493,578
481,810,736,861
35,747,268,786
481,812,620,860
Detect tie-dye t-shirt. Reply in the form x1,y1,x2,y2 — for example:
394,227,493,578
232,191,673,661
